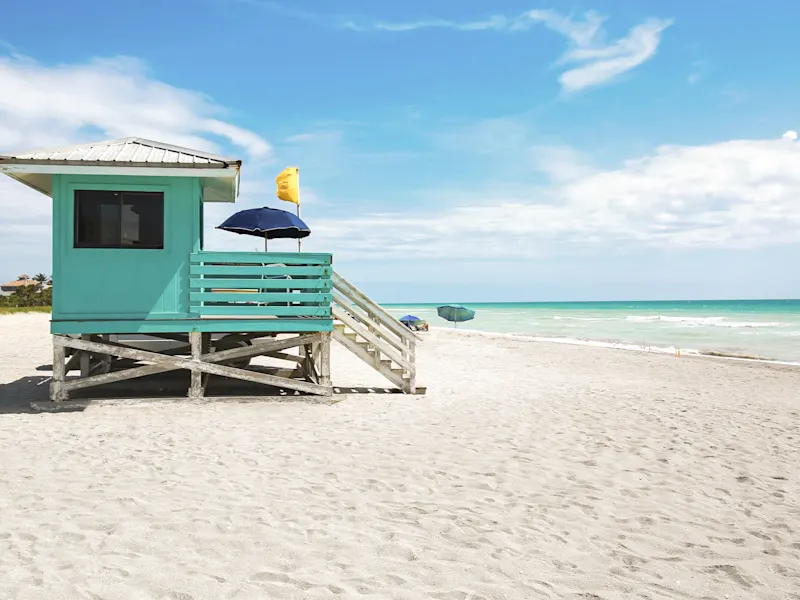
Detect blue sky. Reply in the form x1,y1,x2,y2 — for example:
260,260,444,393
1,0,799,301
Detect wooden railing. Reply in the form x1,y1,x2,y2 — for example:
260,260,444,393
331,271,422,394
189,252,333,320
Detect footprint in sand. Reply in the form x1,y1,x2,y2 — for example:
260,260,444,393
429,592,472,600
251,572,292,584
164,593,194,600
703,564,756,589
250,572,313,590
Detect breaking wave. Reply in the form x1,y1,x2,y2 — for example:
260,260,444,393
624,316,784,328
552,315,786,328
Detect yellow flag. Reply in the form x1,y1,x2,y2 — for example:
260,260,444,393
276,166,300,204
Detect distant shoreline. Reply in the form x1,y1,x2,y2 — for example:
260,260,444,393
428,326,800,368
383,298,800,306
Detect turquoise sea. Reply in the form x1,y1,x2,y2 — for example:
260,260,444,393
383,299,800,364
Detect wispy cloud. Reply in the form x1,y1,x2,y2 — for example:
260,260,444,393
557,17,672,92
245,3,672,92
362,9,673,93
687,59,707,85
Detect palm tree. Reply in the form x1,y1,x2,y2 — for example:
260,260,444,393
33,273,47,284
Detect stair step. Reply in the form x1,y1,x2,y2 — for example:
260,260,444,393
331,286,420,393
391,368,411,380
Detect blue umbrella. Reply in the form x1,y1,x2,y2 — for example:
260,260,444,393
399,314,425,330
437,305,475,328
217,207,310,250
399,315,422,324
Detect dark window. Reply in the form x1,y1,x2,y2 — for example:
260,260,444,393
74,190,164,249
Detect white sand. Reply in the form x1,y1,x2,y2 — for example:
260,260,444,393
0,313,798,600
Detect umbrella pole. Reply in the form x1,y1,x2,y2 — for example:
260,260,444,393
264,233,268,252
297,204,302,253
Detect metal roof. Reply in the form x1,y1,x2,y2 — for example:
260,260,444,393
0,137,240,167
0,138,242,202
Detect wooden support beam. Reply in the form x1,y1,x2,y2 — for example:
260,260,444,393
51,340,67,402
55,333,320,367
201,333,211,395
64,351,82,373
302,343,314,382
80,334,91,378
308,341,321,383
263,350,303,364
190,360,330,396
189,332,203,399
63,363,176,392
201,334,320,365
53,333,331,397
262,366,304,379
406,337,417,394
145,333,190,343
319,331,331,387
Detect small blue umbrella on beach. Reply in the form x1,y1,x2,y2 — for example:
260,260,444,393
399,315,423,324
437,305,476,328
217,207,310,251
399,314,425,330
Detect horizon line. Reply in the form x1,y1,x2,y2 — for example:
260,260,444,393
380,298,800,305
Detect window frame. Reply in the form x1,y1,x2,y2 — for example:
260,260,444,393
73,189,165,250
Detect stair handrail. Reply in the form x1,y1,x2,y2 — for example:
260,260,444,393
332,272,422,343
332,304,415,372
332,291,410,356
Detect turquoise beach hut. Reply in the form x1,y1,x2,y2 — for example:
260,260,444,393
0,138,422,404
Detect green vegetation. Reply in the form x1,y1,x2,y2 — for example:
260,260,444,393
0,274,52,312
0,306,51,315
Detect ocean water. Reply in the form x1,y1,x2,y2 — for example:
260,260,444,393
383,299,800,364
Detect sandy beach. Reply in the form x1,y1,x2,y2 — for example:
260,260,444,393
0,313,798,600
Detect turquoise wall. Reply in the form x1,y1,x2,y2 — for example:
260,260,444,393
52,174,202,321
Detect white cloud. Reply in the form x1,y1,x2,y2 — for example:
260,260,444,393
687,59,706,85
363,9,673,93
782,130,797,141
0,52,271,278
558,18,672,92
249,3,672,92
0,54,270,156
303,134,800,260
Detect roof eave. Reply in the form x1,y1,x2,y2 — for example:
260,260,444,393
0,163,240,178
0,137,242,165
0,159,241,169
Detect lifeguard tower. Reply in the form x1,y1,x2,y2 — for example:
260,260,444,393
0,138,421,405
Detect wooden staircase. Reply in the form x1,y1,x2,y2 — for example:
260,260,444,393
332,272,423,394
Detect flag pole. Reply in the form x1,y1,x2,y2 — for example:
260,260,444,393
296,168,301,253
